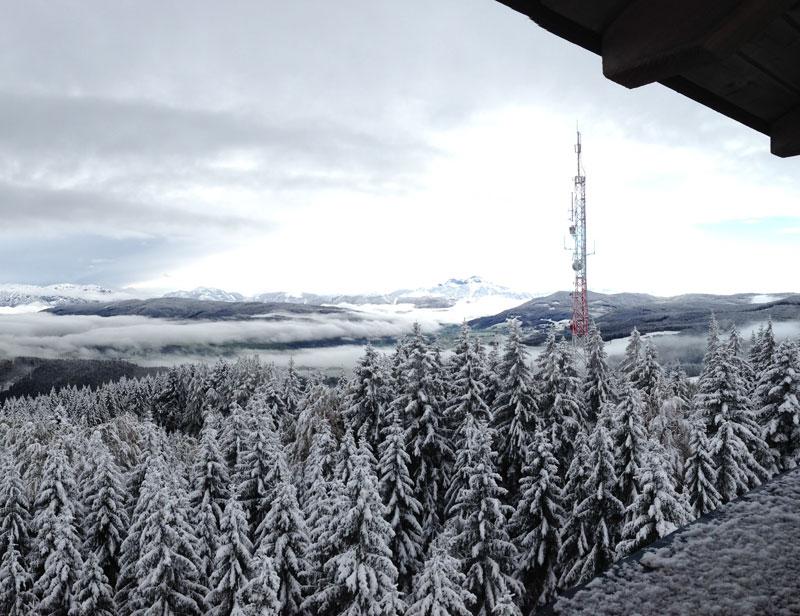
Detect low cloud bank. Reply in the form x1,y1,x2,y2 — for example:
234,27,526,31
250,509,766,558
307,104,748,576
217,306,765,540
1,309,798,372
0,311,431,365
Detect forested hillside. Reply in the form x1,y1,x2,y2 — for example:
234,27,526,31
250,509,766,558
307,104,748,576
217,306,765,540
0,357,162,403
0,316,797,615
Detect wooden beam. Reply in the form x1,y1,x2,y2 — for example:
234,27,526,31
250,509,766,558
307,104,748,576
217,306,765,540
661,75,770,135
602,0,794,88
496,1,602,54
771,105,800,156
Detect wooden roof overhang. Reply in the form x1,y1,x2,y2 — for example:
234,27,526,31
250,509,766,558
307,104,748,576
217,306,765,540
497,0,800,157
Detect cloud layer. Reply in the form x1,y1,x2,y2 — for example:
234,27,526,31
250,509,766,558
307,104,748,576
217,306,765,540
2,307,798,372
0,311,435,367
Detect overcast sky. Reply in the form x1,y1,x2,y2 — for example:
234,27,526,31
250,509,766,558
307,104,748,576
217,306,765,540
1,0,798,297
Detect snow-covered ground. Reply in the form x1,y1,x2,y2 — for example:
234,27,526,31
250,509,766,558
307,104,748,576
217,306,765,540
750,294,785,304
0,303,50,314
553,468,800,616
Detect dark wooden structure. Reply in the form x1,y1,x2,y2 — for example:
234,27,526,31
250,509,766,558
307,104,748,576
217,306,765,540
497,0,800,157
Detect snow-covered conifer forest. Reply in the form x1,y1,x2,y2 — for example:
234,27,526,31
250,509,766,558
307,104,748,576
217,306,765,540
1,316,798,615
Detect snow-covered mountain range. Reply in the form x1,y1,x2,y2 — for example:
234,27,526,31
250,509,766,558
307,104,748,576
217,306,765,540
0,284,137,313
165,276,533,309
0,277,534,323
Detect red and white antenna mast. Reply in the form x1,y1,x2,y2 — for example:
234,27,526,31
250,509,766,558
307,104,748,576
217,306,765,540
569,130,590,340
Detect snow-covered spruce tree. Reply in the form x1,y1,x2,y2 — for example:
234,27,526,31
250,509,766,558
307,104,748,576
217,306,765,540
451,420,520,616
0,542,34,616
132,484,208,616
407,533,474,616
283,358,303,418
346,344,394,452
748,324,763,368
618,327,643,380
537,333,584,471
209,359,234,417
303,444,403,616
30,446,79,579
301,423,340,580
491,318,538,494
727,326,755,393
561,422,624,589
399,322,453,545
491,593,522,616
300,419,337,510
305,475,348,590
665,363,692,410
207,495,253,616
750,318,776,382
80,431,129,587
33,509,83,615
616,444,689,559
292,380,343,468
683,420,722,519
236,412,287,540
379,414,424,594
444,413,478,527
69,552,115,616
307,427,350,583
233,357,264,409
754,339,800,471
0,457,31,557
258,480,310,616
122,419,165,513
115,456,165,616
629,340,664,420
390,334,412,396
447,324,492,450
510,429,564,611
334,428,360,489
613,383,649,511
695,332,772,499
154,366,188,432
696,314,721,391
184,367,212,434
556,428,590,589
582,322,616,425
482,342,503,410
650,365,692,482
219,402,254,472
448,322,473,390
255,367,287,417
240,550,281,616
189,421,230,588
713,414,768,504
19,420,54,498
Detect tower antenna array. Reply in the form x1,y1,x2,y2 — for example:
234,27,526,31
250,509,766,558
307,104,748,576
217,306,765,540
568,130,590,340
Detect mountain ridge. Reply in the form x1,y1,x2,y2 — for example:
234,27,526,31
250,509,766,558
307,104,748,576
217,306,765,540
469,290,799,344
0,283,136,309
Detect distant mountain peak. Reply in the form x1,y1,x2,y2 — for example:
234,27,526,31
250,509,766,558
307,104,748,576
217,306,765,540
444,275,484,285
164,287,246,302
405,276,531,303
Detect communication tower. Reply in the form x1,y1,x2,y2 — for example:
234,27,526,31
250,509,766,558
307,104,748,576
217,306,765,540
568,130,590,340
